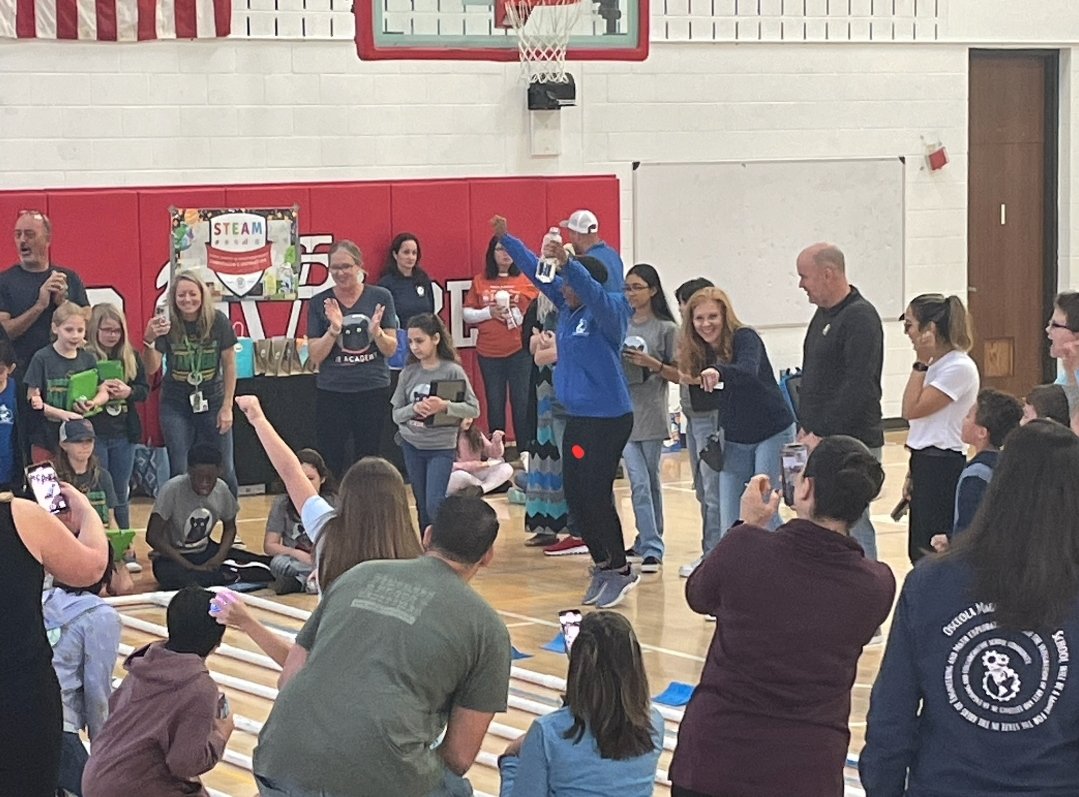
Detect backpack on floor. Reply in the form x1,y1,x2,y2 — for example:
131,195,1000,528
130,444,170,498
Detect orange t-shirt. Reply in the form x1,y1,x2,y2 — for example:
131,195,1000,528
465,273,539,358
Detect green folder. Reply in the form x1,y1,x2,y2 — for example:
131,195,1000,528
97,360,124,382
65,369,101,417
106,529,136,562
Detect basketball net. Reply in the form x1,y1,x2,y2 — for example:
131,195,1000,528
503,0,583,84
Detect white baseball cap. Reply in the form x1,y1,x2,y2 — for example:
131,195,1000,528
560,210,599,234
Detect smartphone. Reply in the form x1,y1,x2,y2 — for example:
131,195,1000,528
216,693,231,719
779,443,809,508
558,609,582,655
25,462,69,515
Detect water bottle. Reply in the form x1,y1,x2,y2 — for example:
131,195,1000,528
536,226,562,284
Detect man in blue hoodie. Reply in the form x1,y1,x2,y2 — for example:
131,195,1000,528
494,215,636,609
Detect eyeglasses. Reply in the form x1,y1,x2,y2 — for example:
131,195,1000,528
624,284,650,293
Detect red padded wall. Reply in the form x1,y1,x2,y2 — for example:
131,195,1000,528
0,175,621,442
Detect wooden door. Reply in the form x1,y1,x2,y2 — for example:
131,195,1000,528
968,51,1057,396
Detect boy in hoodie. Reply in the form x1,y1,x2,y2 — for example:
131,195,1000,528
44,563,122,796
81,586,234,797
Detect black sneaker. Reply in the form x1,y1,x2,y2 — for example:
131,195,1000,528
625,548,644,564
640,556,661,573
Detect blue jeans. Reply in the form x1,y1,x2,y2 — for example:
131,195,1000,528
477,349,533,441
623,438,664,560
159,394,238,497
401,441,456,530
686,412,725,555
719,424,796,533
94,434,135,528
849,445,882,560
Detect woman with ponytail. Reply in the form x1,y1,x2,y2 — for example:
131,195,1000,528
497,611,663,796
900,293,980,565
670,436,894,797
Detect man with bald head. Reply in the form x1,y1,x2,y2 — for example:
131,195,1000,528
2,211,89,372
796,243,883,560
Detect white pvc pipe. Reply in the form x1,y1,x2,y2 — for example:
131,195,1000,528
511,665,685,723
117,614,282,671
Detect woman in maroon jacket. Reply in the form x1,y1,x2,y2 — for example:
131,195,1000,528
670,436,895,797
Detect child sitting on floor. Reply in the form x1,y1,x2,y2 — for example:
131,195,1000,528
147,442,272,589
264,448,337,595
447,417,514,497
931,388,1023,552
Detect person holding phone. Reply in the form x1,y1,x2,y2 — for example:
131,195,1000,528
498,611,663,796
142,271,239,496
678,287,795,534
900,293,979,564
1,483,109,797
670,436,894,797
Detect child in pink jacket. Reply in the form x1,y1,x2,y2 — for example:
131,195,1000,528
447,417,514,497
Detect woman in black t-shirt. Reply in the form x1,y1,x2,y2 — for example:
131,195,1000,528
142,272,238,496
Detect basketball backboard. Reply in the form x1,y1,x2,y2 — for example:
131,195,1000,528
354,0,648,62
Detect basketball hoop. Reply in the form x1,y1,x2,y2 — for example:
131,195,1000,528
503,0,583,85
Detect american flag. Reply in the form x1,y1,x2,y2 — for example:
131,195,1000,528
0,0,230,39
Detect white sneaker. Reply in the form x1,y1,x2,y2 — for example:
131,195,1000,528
123,550,142,573
679,556,703,578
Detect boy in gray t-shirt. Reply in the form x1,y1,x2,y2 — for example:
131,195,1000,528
147,442,272,589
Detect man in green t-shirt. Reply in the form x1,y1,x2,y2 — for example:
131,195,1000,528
253,495,511,797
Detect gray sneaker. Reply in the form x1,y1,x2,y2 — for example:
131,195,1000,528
582,567,607,606
596,570,639,608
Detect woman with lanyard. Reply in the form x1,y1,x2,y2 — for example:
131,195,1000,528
143,271,239,495
492,215,637,610
308,240,399,479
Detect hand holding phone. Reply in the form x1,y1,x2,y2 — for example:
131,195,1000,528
779,443,809,508
25,462,69,515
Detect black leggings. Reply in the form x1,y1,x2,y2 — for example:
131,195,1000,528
562,413,633,568
316,386,391,480
908,446,966,564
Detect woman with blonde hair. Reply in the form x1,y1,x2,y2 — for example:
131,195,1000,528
223,395,423,666
142,271,239,495
86,303,149,538
679,287,795,533
900,293,979,564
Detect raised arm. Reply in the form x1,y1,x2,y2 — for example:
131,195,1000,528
493,223,565,311
235,396,317,516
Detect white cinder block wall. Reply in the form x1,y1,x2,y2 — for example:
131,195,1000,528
0,0,1077,417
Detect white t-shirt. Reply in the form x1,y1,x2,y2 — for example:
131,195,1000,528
906,350,980,452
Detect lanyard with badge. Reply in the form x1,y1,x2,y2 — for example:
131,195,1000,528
184,334,210,414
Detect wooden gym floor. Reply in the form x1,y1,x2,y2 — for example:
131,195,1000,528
108,432,914,796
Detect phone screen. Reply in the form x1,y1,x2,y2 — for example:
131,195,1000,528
25,462,69,515
779,443,809,508
558,609,582,655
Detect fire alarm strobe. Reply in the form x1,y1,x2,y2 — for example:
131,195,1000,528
528,74,577,111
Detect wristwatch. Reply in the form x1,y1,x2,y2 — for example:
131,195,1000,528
912,361,929,372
